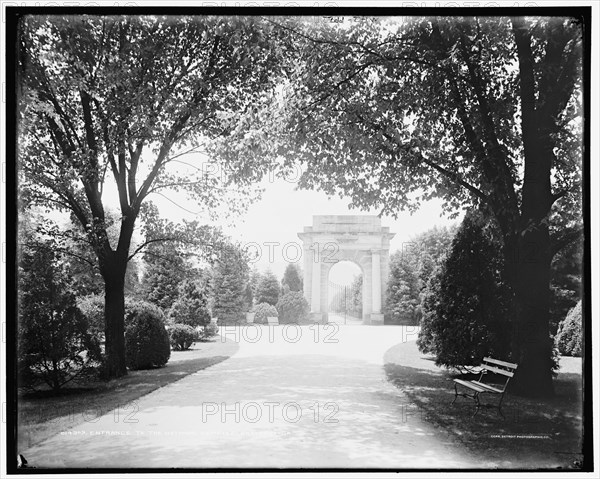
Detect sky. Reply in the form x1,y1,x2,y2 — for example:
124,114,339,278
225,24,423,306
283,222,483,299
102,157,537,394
147,170,461,285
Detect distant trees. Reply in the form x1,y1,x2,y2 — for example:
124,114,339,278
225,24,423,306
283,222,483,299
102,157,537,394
211,243,251,323
349,275,362,319
168,279,211,329
282,263,303,292
141,243,195,312
330,274,362,319
385,226,457,325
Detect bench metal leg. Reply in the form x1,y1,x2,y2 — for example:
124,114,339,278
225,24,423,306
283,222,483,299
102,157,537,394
452,383,459,405
472,393,481,418
497,393,505,419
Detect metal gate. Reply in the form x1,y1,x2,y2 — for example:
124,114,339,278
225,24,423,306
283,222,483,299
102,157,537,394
328,280,362,324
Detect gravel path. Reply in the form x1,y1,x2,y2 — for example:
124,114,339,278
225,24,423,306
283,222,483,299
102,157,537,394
23,323,479,469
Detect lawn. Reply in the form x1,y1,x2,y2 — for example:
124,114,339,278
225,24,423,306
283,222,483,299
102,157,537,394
17,337,239,452
383,340,584,470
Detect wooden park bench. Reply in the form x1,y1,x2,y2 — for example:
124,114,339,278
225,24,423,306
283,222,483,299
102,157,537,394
451,357,518,418
267,316,279,326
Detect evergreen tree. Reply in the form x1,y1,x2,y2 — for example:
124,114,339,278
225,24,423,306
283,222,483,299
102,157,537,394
141,244,191,312
256,270,280,306
249,267,263,299
211,244,250,323
417,211,512,369
168,280,211,328
282,263,303,292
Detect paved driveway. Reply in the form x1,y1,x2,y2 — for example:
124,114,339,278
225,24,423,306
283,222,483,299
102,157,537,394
23,324,478,469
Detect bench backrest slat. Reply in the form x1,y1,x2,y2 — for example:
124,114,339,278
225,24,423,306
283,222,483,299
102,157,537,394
481,363,515,377
483,357,518,369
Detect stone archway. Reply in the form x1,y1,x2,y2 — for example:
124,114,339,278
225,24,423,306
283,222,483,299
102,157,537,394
298,215,395,324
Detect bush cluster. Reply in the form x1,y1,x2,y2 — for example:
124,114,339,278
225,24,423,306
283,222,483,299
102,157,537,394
253,302,278,324
555,301,582,357
169,324,198,351
125,301,171,369
203,322,219,338
276,291,309,324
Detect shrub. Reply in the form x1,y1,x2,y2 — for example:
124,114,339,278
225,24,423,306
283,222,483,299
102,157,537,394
76,294,105,338
416,211,512,369
276,291,309,324
203,322,219,338
78,294,155,339
555,301,582,357
169,324,198,351
254,302,278,324
168,280,211,328
125,301,171,370
18,242,102,391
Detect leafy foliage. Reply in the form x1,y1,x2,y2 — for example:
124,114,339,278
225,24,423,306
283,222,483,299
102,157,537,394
417,212,512,369
18,240,102,391
18,15,291,377
168,279,211,328
253,302,279,325
276,291,310,324
139,202,224,311
555,301,582,357
550,240,583,336
215,16,582,395
124,301,171,370
255,270,280,305
168,324,198,351
282,263,303,292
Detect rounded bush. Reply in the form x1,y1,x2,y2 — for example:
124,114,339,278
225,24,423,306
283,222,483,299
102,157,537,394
78,295,152,339
169,324,198,351
555,301,582,357
125,301,171,370
203,322,219,338
276,291,309,324
254,302,278,325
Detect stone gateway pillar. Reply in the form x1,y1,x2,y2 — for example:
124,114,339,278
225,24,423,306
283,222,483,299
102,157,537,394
298,215,394,325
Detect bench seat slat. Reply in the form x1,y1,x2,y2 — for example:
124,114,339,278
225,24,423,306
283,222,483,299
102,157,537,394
453,379,487,393
472,381,504,394
483,357,518,369
480,364,515,377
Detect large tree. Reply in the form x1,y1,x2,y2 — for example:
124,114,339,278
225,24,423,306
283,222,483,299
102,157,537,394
17,15,288,377
226,16,583,396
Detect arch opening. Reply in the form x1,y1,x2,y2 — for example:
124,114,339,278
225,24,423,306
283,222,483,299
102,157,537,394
327,261,363,325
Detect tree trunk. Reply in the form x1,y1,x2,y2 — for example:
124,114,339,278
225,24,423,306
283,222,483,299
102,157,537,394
504,229,555,397
102,253,128,379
